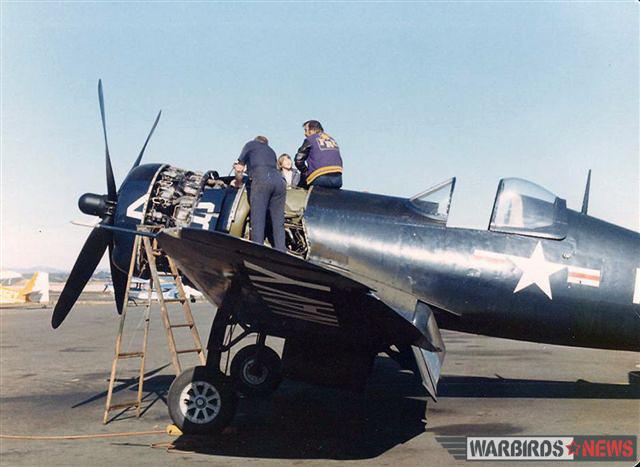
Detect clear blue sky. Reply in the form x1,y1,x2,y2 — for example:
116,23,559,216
1,2,638,270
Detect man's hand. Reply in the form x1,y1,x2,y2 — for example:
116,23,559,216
233,161,245,188
207,178,227,188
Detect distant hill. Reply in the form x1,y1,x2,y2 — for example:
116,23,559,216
6,267,111,283
10,266,68,274
92,270,112,281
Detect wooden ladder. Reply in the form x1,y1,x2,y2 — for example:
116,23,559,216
103,235,206,424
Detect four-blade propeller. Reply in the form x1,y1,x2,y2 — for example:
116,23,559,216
51,80,161,329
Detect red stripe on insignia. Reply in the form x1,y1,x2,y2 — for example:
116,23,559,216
568,272,600,281
477,256,508,264
472,253,509,264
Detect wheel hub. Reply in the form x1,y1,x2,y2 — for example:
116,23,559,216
243,359,268,385
179,381,221,424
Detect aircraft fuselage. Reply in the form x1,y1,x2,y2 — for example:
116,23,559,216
304,188,640,351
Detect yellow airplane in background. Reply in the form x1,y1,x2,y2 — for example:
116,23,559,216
0,271,50,305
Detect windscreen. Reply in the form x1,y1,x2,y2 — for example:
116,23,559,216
409,178,456,223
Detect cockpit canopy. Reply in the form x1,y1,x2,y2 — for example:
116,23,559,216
489,178,568,239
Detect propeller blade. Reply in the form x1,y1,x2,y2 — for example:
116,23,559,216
108,241,128,314
132,110,162,170
51,227,111,328
98,80,117,201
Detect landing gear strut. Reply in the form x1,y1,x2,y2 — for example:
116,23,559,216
167,290,282,434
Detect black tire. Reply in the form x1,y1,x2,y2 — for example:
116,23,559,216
168,366,237,435
230,344,282,397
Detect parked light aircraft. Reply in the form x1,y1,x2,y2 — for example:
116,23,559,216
103,277,202,303
1,271,50,306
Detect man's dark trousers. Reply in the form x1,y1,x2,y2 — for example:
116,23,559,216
311,173,342,189
249,171,286,251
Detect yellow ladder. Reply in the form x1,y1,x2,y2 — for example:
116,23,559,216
103,235,206,424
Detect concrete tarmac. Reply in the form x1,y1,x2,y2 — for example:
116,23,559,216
0,303,638,466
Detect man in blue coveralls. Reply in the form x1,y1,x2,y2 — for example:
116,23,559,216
294,120,343,188
234,136,286,251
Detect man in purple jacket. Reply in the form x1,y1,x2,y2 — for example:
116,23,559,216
294,120,343,189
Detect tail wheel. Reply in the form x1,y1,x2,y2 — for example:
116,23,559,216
230,344,282,396
168,366,237,434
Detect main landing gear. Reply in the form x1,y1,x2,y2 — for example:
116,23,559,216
230,343,282,396
167,297,282,434
167,367,237,434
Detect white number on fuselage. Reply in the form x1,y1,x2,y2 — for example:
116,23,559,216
191,202,216,230
126,194,148,221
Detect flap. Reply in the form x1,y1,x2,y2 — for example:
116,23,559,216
411,301,446,401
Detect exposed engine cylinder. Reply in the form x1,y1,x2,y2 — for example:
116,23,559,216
144,166,205,228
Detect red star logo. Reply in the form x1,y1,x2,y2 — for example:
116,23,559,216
566,440,581,456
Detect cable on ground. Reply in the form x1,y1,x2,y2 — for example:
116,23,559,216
0,429,166,441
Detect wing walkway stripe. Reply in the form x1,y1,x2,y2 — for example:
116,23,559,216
261,297,336,319
269,305,338,324
245,261,330,291
270,307,339,327
254,284,334,307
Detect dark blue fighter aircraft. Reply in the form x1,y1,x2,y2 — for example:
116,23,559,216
52,82,640,434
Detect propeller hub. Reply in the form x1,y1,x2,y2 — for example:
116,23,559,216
78,193,115,218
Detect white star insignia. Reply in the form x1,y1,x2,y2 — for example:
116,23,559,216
510,242,565,299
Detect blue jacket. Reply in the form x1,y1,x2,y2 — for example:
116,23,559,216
238,140,278,178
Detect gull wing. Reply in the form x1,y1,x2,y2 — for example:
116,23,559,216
158,228,445,399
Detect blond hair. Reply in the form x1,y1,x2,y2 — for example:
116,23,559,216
277,153,292,170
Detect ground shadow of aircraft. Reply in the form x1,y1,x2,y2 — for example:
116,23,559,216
155,354,639,460
73,355,639,461
153,356,430,460
438,375,639,400
166,392,427,461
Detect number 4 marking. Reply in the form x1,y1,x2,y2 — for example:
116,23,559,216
126,194,148,221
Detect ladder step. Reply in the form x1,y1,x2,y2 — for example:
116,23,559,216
107,401,140,411
170,323,193,328
117,351,144,359
163,298,184,303
176,348,202,354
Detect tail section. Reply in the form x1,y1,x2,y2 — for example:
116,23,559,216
20,272,50,304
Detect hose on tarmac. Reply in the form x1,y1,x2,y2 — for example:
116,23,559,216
0,429,166,440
